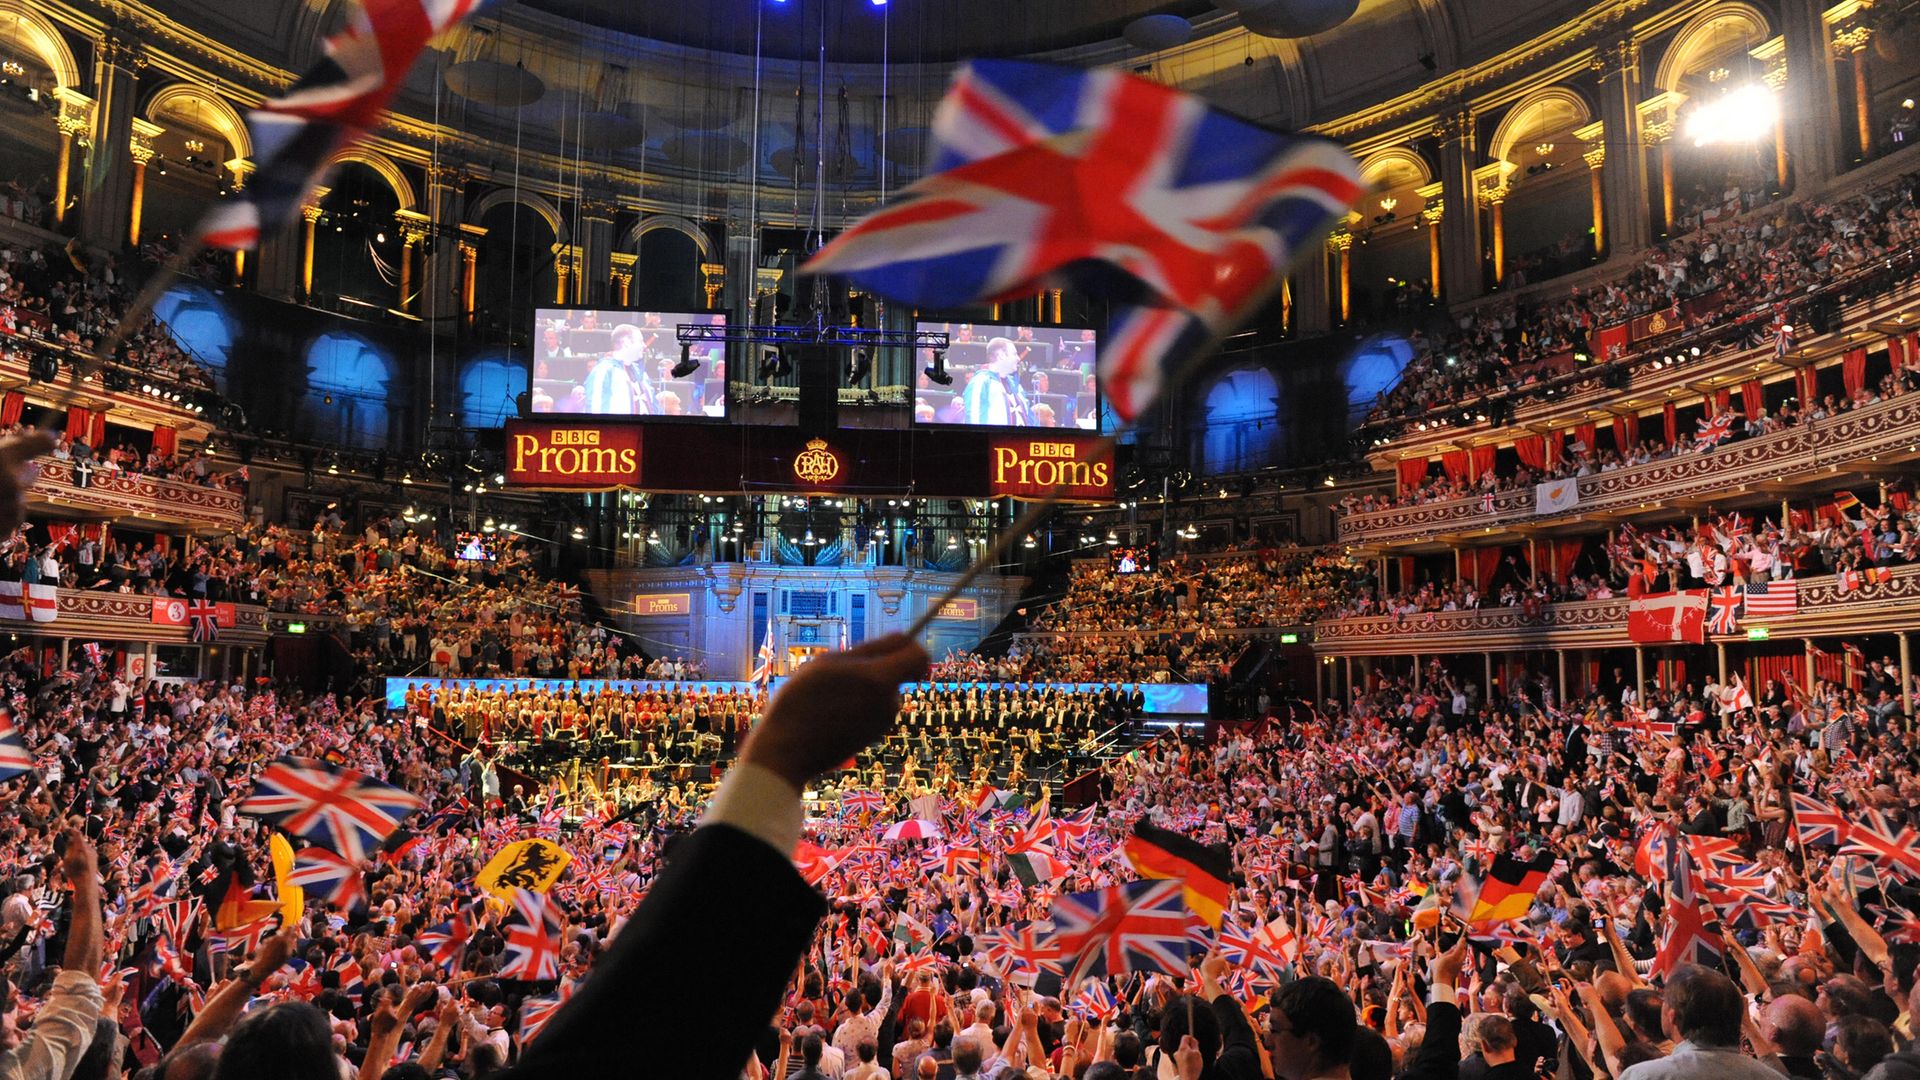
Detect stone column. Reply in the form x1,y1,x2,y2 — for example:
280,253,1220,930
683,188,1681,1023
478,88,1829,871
580,201,617,306
1645,123,1676,237
1481,185,1508,284
1834,25,1875,162
1592,39,1651,256
80,33,144,250
457,233,482,324
1780,0,1841,188
50,89,92,228
1329,231,1353,323
396,221,426,313
419,167,466,325
1583,143,1606,256
299,201,324,297
1434,108,1483,303
126,127,156,247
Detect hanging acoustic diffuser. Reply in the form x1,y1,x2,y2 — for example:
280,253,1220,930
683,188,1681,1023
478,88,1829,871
1124,14,1194,50
444,59,546,107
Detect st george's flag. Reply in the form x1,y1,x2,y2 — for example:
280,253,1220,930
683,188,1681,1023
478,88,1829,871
197,0,489,248
1123,821,1233,929
801,60,1362,421
1465,853,1555,928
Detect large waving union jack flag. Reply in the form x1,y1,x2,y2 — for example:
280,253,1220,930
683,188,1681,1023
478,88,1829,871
1046,879,1206,985
518,981,576,1045
1790,792,1851,847
802,60,1362,421
415,913,470,972
287,847,366,909
0,711,35,782
499,889,565,981
239,757,425,863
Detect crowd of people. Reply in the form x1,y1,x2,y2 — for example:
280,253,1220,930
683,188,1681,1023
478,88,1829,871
1363,167,1920,431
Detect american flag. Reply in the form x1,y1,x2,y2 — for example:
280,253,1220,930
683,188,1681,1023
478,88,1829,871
802,60,1362,422
287,847,365,909
239,757,424,863
498,889,565,981
1791,792,1851,847
1743,580,1798,617
1707,586,1743,636
1046,879,1206,984
197,0,489,249
189,600,219,643
0,711,34,782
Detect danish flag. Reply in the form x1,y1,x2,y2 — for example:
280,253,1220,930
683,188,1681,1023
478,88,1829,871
498,889,565,981
238,757,425,863
802,60,1362,421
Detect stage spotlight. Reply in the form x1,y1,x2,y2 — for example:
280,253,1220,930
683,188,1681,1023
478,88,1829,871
924,348,954,386
570,525,586,540
759,345,790,379
846,348,871,386
647,529,660,543
670,342,701,379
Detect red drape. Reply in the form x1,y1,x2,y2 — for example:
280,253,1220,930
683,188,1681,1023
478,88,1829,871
1748,653,1802,695
1440,450,1469,483
1513,435,1546,471
0,392,21,428
1469,445,1496,480
88,412,105,447
152,425,177,458
66,406,88,439
1574,422,1597,453
1396,556,1414,591
1799,366,1818,404
1396,457,1428,494
1470,547,1502,591
1611,413,1639,452
1551,537,1585,586
46,523,72,547
1890,336,1907,375
1843,346,1868,397
1546,429,1565,467
1663,403,1678,446
1905,333,1920,374
1742,380,1765,417
1711,389,1731,413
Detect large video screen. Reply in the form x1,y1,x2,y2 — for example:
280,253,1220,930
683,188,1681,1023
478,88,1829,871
530,308,727,419
914,322,1098,430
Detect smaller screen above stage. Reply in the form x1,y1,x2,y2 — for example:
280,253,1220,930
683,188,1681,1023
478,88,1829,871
915,321,1098,430
530,308,727,419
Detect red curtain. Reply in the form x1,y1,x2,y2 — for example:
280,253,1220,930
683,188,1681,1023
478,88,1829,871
1742,380,1765,417
0,392,21,428
1843,346,1868,397
1574,422,1597,453
1396,457,1428,493
45,523,71,547
1749,653,1802,695
1396,556,1414,591
1711,389,1731,413
1513,435,1546,471
152,426,176,458
88,412,105,447
1471,547,1503,591
1469,445,1496,480
1663,403,1678,446
1890,335,1907,375
1611,413,1639,452
1799,366,1819,404
1440,450,1470,483
1546,429,1565,467
66,406,88,439
1551,537,1585,586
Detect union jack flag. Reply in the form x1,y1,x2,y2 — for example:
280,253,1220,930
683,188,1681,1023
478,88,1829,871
749,620,774,689
1071,978,1120,1021
189,600,219,643
1046,879,1206,985
518,982,576,1045
82,642,104,668
802,60,1362,421
1791,792,1851,847
1652,854,1722,981
1216,916,1295,979
239,757,424,863
0,711,35,782
1693,413,1735,451
1840,809,1920,880
197,0,489,249
994,920,1067,978
331,955,364,1002
1707,586,1742,636
498,889,564,981
415,913,469,972
207,916,275,956
287,847,365,909
841,790,887,816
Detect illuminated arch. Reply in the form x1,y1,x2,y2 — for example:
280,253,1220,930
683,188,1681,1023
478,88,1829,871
622,214,713,262
0,1,78,88
1488,87,1592,169
328,149,415,211
146,83,252,161
1357,147,1432,191
1655,3,1771,95
466,187,567,243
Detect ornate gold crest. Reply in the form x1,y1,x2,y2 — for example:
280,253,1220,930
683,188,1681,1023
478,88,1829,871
1647,312,1668,334
793,438,841,485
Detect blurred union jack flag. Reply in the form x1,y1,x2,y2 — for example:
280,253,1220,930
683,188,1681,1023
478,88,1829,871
0,711,34,782
802,60,1362,421
1791,791,1851,847
498,889,565,982
1046,879,1206,984
415,913,470,973
239,757,424,863
287,847,366,909
518,981,576,1045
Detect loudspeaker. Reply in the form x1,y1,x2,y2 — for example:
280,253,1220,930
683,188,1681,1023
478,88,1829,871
796,344,840,435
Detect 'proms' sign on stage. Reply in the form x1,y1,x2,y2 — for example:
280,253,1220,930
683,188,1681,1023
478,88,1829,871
989,437,1114,501
505,420,641,488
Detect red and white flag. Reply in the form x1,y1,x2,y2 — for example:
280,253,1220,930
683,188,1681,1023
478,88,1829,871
1628,591,1708,644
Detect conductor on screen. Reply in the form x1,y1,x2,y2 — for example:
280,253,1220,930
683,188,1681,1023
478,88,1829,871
960,337,1033,426
584,324,659,415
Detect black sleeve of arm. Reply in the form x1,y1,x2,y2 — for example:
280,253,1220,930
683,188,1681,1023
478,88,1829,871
1401,999,1462,1080
1210,993,1261,1080
503,823,828,1080
0,922,30,965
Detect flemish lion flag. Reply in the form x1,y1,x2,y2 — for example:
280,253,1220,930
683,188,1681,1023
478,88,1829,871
1123,821,1232,929
1466,853,1555,928
476,838,572,898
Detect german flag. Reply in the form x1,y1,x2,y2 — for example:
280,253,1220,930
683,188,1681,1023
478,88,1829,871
1124,821,1232,928
1467,854,1555,927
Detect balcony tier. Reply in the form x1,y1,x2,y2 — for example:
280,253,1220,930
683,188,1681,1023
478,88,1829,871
31,459,246,532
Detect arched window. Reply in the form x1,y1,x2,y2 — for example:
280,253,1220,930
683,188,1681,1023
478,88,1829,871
303,331,394,449
1341,334,1416,426
150,283,234,391
458,351,528,429
1200,366,1281,475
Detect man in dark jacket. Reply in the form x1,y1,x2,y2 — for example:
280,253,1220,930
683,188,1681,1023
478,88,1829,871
1396,935,1471,1080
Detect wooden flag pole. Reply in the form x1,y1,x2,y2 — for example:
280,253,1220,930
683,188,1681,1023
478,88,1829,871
902,486,1069,640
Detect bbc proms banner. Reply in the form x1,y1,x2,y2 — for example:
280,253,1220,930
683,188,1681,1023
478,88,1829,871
386,677,1209,715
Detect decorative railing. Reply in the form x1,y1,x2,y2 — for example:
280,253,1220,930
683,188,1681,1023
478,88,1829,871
1312,564,1920,654
32,459,245,530
1338,393,1920,546
0,588,269,643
